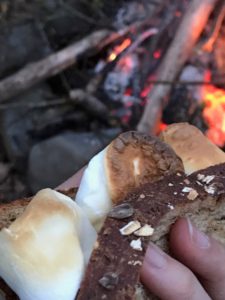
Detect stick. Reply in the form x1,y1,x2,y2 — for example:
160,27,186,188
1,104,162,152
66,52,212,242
0,30,110,103
69,89,109,119
0,89,109,120
137,0,219,134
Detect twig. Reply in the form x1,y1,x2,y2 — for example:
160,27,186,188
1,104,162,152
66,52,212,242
143,79,225,85
59,0,97,25
0,30,111,103
137,0,220,134
202,0,225,52
0,87,109,118
69,89,109,119
0,99,67,110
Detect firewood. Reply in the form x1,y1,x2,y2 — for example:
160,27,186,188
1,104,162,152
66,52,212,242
0,30,110,103
137,0,220,134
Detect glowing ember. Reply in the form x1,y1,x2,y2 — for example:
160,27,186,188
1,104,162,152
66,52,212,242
175,11,182,17
159,122,168,132
108,39,132,62
201,71,225,147
153,50,161,59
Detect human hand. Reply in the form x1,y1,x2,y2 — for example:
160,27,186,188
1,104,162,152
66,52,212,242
141,218,225,300
58,169,225,300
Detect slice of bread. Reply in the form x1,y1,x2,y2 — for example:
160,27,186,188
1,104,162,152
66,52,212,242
77,163,225,300
0,126,225,299
1,167,225,299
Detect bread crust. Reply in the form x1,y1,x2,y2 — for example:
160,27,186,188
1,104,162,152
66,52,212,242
77,163,225,300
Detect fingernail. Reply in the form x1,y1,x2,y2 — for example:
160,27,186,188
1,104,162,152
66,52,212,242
187,218,210,249
145,242,167,269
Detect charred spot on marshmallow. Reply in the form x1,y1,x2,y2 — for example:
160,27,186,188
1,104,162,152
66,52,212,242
106,131,184,204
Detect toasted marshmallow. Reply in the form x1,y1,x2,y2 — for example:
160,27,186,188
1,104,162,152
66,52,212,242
160,123,225,174
76,131,183,231
76,148,111,231
0,189,97,300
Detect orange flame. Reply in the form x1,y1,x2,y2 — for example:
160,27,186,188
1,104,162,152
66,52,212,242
202,71,225,147
108,39,132,62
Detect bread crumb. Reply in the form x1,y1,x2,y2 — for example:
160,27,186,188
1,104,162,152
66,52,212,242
140,194,145,199
167,203,174,210
130,238,142,251
182,187,193,193
184,179,190,184
197,174,205,181
187,189,198,200
94,241,99,249
203,175,215,184
196,181,203,186
128,260,142,266
204,185,216,195
168,183,174,186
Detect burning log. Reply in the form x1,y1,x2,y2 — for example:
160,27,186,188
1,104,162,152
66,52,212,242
137,0,220,134
0,30,110,103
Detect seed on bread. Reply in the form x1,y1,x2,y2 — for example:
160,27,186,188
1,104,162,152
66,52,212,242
119,221,141,236
108,203,134,220
98,272,119,290
130,238,143,251
134,224,154,237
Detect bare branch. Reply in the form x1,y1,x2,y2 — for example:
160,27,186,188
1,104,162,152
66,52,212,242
0,30,111,103
137,0,220,134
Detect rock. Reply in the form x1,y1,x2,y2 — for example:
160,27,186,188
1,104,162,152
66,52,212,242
0,21,51,78
0,162,10,182
0,85,54,171
28,128,121,192
45,11,92,46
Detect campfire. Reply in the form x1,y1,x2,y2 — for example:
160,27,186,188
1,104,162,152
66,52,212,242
0,0,224,199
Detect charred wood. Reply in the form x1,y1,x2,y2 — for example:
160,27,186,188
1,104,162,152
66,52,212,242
0,30,110,103
137,0,220,134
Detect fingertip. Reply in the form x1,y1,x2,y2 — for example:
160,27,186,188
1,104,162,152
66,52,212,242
170,217,192,256
141,242,209,300
169,218,225,299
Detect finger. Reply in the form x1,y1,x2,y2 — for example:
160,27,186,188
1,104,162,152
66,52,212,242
56,166,86,190
141,242,210,300
170,218,225,300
